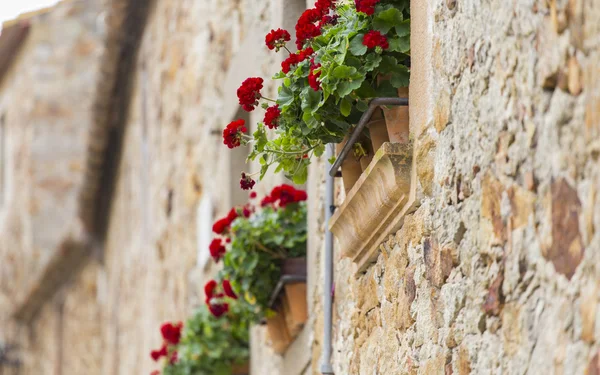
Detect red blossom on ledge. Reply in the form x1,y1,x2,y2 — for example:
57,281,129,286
265,28,291,51
204,279,219,300
261,184,308,208
237,77,264,112
222,279,238,300
240,173,256,190
208,302,229,317
160,322,183,345
264,105,281,129
150,345,167,361
363,30,388,50
222,119,247,149
355,0,380,15
308,63,322,91
209,238,226,261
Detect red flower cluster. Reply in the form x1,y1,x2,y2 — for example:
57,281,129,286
355,0,380,15
150,371,161,375
265,28,291,51
237,77,264,112
264,105,281,129
363,30,389,49
151,345,167,361
212,208,239,234
281,47,314,74
205,279,237,317
209,238,226,261
240,173,256,190
160,322,183,345
295,0,335,49
222,119,247,149
222,280,238,299
317,14,339,28
261,184,308,207
308,62,322,91
150,322,182,364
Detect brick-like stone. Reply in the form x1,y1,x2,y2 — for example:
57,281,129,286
542,178,584,279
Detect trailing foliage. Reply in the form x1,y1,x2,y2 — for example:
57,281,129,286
224,0,410,186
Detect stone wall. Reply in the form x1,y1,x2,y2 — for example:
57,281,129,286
2,0,600,374
0,0,105,367
320,0,600,374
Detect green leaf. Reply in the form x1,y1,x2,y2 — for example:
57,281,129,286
283,77,292,87
388,36,410,53
354,80,377,98
373,8,403,34
379,55,399,74
349,34,367,56
395,19,410,37
277,85,295,107
300,86,322,113
390,65,410,88
356,100,369,112
364,53,383,71
337,77,365,98
340,98,352,117
332,65,358,79
375,79,398,97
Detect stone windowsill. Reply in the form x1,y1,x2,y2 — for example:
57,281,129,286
329,142,417,273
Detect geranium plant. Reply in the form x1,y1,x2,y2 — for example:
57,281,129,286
153,301,255,375
224,0,410,187
207,185,308,312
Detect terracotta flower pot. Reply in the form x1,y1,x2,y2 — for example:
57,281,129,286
266,311,291,355
383,87,409,144
368,108,390,152
336,136,362,194
283,283,308,337
232,362,250,375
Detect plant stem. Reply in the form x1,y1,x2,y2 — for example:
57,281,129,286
253,240,285,258
261,96,277,103
283,46,292,54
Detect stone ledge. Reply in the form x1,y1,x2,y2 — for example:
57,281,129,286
329,142,416,273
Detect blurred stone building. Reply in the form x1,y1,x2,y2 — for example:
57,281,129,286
0,0,600,374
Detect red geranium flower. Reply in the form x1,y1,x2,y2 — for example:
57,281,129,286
355,0,380,15
208,302,229,317
222,280,238,299
222,119,247,149
204,279,218,299
150,345,167,361
227,208,238,222
308,63,321,91
237,77,264,112
266,184,308,207
169,351,178,365
315,0,336,14
261,195,275,207
209,239,226,261
212,217,230,234
295,8,322,49
160,322,183,345
265,28,291,51
249,191,257,199
240,173,256,190
242,204,253,218
264,105,281,129
150,371,160,375
363,30,389,49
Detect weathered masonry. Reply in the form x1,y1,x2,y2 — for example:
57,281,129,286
0,0,599,374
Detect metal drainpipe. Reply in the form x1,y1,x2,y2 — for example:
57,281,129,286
320,143,335,375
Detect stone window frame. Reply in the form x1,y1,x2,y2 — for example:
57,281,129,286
328,0,433,273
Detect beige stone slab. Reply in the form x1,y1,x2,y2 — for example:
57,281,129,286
329,142,415,273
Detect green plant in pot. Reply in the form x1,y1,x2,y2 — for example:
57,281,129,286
154,300,255,375
207,185,308,314
223,0,410,187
